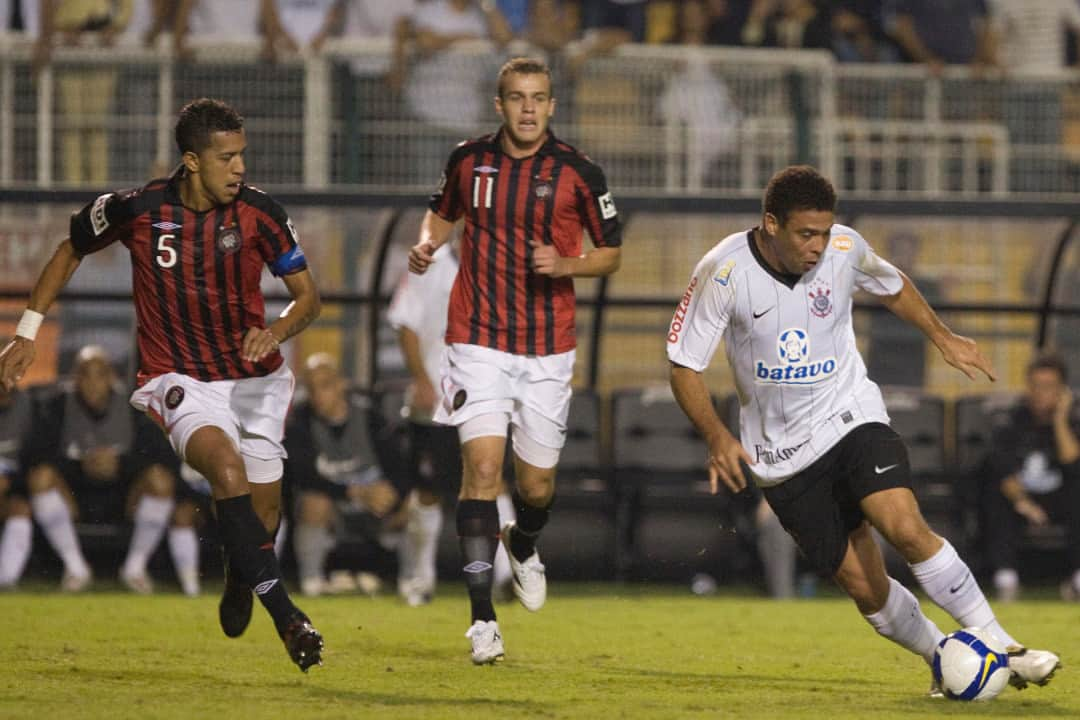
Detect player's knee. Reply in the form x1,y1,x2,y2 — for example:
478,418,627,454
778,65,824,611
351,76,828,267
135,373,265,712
297,492,333,526
26,464,64,494
463,455,502,487
170,498,200,526
6,496,30,517
138,464,176,497
516,475,554,506
887,516,935,560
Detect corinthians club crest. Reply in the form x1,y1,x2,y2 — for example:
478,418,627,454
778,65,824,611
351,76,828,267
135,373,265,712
808,280,832,318
216,224,242,254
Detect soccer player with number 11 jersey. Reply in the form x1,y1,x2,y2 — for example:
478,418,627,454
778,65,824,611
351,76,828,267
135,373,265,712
408,57,622,664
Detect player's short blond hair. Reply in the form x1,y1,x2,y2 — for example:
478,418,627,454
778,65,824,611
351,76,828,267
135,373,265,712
496,57,552,99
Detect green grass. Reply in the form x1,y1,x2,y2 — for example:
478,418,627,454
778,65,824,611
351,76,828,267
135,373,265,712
1,584,1077,719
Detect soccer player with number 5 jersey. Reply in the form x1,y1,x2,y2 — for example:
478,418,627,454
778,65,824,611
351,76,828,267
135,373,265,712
667,165,1059,696
408,57,622,664
0,98,324,672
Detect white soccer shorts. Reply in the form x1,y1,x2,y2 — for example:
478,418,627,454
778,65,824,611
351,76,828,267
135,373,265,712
129,363,294,484
434,343,574,467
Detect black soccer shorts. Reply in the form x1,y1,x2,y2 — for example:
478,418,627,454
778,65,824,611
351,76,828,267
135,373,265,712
761,422,913,577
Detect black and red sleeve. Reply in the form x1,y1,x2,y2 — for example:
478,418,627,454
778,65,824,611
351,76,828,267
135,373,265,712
428,141,471,223
69,188,142,256
573,160,622,248
243,187,308,277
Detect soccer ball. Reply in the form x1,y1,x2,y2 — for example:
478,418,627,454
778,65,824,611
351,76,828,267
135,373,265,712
932,627,1010,701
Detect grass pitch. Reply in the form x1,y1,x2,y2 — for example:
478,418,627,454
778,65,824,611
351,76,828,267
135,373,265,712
1,583,1077,719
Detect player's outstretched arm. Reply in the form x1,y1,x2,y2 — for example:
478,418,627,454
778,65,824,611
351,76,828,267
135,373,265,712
243,268,321,363
408,211,456,275
880,272,997,382
0,239,83,390
670,362,752,494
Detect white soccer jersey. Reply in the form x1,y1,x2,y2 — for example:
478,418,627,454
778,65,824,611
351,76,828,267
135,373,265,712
386,244,459,421
667,225,905,486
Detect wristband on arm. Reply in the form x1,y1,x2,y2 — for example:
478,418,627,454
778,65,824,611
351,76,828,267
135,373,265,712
15,309,44,341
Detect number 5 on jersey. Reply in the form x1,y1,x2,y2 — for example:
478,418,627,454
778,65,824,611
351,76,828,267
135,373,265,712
156,234,177,268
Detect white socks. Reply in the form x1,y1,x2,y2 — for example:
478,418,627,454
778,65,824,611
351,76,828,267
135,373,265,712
168,526,200,596
294,523,334,585
31,489,90,579
910,539,1017,648
494,492,515,589
864,577,944,664
0,516,33,587
400,495,444,590
122,496,174,579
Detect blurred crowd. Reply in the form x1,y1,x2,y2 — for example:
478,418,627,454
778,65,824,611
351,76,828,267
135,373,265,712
3,1,1080,73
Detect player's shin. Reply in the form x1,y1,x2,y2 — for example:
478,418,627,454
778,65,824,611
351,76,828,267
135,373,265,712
216,494,301,633
864,577,944,664
458,499,499,622
909,539,1018,647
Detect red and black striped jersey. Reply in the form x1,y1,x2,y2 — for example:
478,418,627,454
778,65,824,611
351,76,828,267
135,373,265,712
429,129,622,356
68,167,309,385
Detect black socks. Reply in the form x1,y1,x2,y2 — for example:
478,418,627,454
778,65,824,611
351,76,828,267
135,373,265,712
509,491,553,563
216,495,299,634
457,499,500,623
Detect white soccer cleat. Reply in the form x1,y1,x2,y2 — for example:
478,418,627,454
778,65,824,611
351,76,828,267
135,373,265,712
1006,646,1061,689
501,522,546,612
465,620,505,665
927,674,945,699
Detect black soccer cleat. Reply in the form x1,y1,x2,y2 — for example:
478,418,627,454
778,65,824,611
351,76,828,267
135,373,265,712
218,574,253,639
281,613,324,672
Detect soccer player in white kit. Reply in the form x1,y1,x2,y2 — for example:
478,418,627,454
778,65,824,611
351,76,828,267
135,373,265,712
667,165,1060,695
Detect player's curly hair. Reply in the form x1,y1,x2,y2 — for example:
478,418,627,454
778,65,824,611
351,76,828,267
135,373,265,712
496,57,552,99
763,165,837,225
175,98,245,155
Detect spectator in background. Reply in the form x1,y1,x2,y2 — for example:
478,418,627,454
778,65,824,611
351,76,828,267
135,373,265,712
986,0,1080,74
497,0,528,36
173,0,267,60
264,0,344,55
833,0,893,62
568,0,646,73
886,0,995,75
741,0,832,51
16,346,181,593
658,0,741,189
387,237,515,607
340,0,417,183
37,0,142,185
986,1,1080,193
980,354,1080,602
700,0,753,46
403,0,512,183
284,353,402,597
523,0,578,52
0,360,35,588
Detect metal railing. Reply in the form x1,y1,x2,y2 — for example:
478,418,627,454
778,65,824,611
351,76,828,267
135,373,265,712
3,36,1080,197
